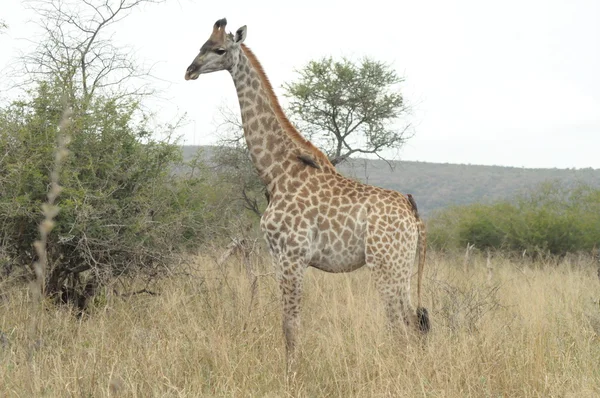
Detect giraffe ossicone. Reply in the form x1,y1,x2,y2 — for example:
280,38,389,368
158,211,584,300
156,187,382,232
185,17,430,370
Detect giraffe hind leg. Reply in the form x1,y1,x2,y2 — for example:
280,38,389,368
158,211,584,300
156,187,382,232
369,258,418,337
365,220,421,336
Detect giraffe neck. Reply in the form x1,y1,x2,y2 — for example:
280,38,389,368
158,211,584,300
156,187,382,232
229,45,334,190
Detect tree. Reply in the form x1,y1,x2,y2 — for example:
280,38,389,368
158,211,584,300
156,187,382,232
19,0,162,106
0,81,182,293
0,0,225,310
283,57,412,165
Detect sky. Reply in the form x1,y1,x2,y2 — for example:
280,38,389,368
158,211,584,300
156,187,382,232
1,0,599,169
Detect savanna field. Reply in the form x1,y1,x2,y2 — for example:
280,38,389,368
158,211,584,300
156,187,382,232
1,249,599,397
2,1,600,398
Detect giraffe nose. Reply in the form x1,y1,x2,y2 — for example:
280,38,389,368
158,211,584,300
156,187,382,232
185,64,198,80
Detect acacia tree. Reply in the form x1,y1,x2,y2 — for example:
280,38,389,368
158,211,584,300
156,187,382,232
283,57,412,165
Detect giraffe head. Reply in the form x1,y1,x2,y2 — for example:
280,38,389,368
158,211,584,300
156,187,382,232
184,18,247,80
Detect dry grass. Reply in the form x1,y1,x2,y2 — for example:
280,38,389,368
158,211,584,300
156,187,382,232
1,250,599,397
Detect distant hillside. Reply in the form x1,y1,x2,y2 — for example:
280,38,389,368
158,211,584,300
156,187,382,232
181,145,600,215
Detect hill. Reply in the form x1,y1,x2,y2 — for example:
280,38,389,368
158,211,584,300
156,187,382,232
181,146,600,215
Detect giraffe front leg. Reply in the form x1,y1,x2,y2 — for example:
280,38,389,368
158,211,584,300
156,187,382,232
278,258,305,376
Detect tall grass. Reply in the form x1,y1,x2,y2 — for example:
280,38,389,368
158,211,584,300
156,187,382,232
1,250,599,397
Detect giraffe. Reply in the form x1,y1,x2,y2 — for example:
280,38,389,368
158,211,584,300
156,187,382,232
184,18,430,369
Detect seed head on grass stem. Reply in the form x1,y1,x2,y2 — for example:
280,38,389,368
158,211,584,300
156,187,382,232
31,105,72,301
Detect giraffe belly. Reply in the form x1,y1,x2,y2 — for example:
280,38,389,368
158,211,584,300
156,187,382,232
308,236,366,273
306,200,369,273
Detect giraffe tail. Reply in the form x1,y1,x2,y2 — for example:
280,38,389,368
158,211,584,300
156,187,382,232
408,194,430,334
416,219,430,333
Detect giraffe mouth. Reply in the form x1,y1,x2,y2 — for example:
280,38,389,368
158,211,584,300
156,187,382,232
185,71,200,81
185,65,200,81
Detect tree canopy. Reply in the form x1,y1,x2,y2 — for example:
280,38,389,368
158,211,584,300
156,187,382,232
284,57,412,165
0,0,226,309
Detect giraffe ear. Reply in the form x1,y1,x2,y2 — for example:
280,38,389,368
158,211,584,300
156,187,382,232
235,26,247,44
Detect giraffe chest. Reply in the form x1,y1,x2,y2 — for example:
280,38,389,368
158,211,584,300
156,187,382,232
260,193,369,273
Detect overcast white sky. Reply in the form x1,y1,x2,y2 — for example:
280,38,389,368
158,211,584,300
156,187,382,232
1,0,599,169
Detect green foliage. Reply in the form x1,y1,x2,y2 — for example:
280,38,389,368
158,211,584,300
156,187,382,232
427,181,600,256
212,144,267,218
0,80,221,292
0,0,227,310
456,204,510,250
284,57,411,165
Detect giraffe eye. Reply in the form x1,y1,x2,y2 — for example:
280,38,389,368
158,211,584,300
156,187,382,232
214,48,226,55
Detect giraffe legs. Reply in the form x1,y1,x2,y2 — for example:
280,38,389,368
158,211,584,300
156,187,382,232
365,221,420,339
365,212,421,339
277,258,305,375
371,265,417,339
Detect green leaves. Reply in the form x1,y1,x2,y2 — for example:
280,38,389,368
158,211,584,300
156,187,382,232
283,57,411,165
428,181,600,256
0,79,216,292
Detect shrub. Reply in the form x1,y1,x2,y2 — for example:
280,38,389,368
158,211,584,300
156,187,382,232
0,80,223,305
427,181,600,256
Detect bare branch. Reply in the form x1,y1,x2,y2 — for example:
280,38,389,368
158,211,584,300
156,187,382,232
18,0,164,104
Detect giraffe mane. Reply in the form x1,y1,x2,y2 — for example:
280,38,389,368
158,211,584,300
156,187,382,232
240,44,335,170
